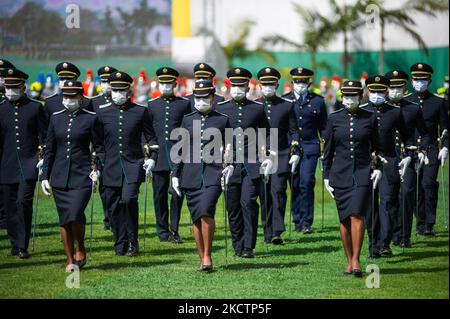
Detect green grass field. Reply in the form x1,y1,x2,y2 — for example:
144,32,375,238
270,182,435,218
0,164,448,299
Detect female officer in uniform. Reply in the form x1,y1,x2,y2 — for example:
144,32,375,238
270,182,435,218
322,80,383,277
172,80,233,272
41,81,104,272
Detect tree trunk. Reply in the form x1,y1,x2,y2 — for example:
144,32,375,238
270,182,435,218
310,48,316,73
379,18,385,75
343,30,349,78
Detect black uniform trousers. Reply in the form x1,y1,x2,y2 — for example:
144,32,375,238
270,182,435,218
416,147,440,232
1,181,36,251
395,160,417,242
0,190,5,228
261,172,289,241
378,174,400,249
226,171,261,254
152,171,183,240
98,178,111,229
364,186,381,255
105,179,140,254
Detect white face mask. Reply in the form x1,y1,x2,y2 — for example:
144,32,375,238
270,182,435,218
111,90,128,105
369,92,386,105
59,80,67,89
159,83,174,96
388,87,404,102
412,80,429,93
230,86,247,101
343,96,360,113
5,88,22,102
293,82,309,95
63,97,80,113
261,85,276,98
194,97,212,113
101,82,111,95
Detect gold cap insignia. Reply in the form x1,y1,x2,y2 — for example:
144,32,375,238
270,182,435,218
393,71,398,76
105,66,110,72
8,69,13,75
375,76,380,82
200,64,204,69
235,68,241,74
68,82,73,86
199,83,204,88
349,81,353,85
117,72,122,78
418,64,423,69
163,68,168,73
63,63,68,69
298,68,303,73
0,61,3,66
265,68,271,73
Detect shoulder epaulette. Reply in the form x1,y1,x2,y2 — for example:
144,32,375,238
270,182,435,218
0,98,6,105
183,110,197,117
386,102,400,108
29,97,43,105
360,106,373,113
433,93,445,99
217,99,231,105
281,97,294,103
185,93,193,97
148,96,160,103
45,93,57,99
179,96,189,101
81,109,96,115
214,110,229,118
86,94,101,99
359,103,369,108
135,102,147,107
214,93,223,97
330,108,344,115
253,100,263,105
99,102,112,109
404,93,412,98
53,109,66,115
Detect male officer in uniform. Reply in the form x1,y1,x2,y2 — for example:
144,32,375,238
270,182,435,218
256,67,300,245
88,65,118,230
185,63,224,105
148,67,191,243
0,68,48,258
44,62,91,120
96,71,158,256
361,75,412,257
0,59,16,230
216,67,273,258
385,70,430,248
405,63,449,236
283,67,327,233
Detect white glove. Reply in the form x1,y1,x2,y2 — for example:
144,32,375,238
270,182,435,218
324,179,334,199
89,170,100,183
438,147,448,167
143,159,156,177
36,159,44,177
41,180,51,196
289,155,300,174
417,152,426,170
222,165,234,186
260,159,273,179
398,156,411,178
171,177,182,197
371,169,382,190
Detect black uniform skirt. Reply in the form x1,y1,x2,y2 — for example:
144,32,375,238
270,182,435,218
185,186,222,224
333,186,371,223
53,187,91,226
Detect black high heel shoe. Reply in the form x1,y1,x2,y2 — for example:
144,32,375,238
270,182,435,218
352,269,363,278
76,259,87,269
201,264,213,272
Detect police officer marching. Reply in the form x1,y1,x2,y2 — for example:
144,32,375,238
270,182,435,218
147,67,191,243
405,63,449,236
96,71,158,256
88,65,118,231
185,63,224,105
283,67,327,234
256,67,300,245
215,67,273,258
43,62,92,120
40,81,104,272
323,80,382,277
0,58,16,230
0,68,48,259
385,70,431,248
172,79,233,272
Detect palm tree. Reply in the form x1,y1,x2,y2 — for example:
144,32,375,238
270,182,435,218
198,20,276,69
260,3,334,74
368,0,449,74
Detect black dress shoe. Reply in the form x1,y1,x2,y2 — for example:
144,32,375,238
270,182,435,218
18,249,29,259
10,248,19,256
0,222,6,230
159,236,171,242
424,228,435,236
381,247,393,256
201,264,213,272
400,240,412,248
171,232,183,244
342,270,353,276
241,248,254,258
103,224,111,231
353,269,363,278
416,229,425,236
294,225,302,233
302,225,313,234
76,259,87,269
392,240,401,246
126,245,138,257
271,236,283,245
